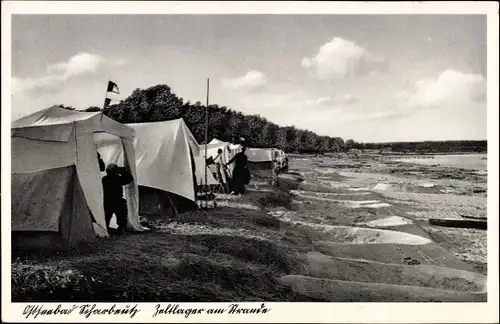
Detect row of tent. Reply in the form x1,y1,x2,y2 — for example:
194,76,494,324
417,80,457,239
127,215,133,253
11,106,287,247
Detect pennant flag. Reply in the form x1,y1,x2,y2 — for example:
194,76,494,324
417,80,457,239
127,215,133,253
103,98,112,108
107,81,120,94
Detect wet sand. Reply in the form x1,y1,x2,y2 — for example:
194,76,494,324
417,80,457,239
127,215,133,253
288,154,487,273
266,153,488,301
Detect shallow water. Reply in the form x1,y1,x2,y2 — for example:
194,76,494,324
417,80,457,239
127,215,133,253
397,154,487,171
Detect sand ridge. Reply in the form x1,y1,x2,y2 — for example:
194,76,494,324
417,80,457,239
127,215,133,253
300,251,486,292
278,275,486,302
274,154,487,300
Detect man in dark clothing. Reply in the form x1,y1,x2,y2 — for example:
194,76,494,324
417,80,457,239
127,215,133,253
226,146,250,195
102,163,133,232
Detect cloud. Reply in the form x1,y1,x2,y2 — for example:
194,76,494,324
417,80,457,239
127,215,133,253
301,58,311,69
400,69,486,109
12,52,107,95
302,37,386,79
240,89,306,111
333,93,358,105
221,70,267,90
12,75,62,95
47,53,105,79
305,93,358,107
353,110,410,122
315,96,332,105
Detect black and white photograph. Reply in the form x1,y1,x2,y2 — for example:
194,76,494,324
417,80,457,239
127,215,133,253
2,1,499,323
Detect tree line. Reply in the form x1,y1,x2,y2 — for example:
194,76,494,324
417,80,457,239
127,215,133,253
344,140,487,153
97,84,345,153
57,84,485,154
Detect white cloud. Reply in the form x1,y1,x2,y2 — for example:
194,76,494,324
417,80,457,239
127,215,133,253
12,75,62,95
13,53,108,95
301,58,311,69
302,37,386,79
221,70,267,90
315,96,332,105
345,109,409,122
401,69,486,109
333,93,358,105
304,93,358,107
240,90,305,111
47,53,105,79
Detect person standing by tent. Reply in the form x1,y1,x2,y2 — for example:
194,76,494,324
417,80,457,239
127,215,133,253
102,163,133,233
226,146,250,195
214,148,230,193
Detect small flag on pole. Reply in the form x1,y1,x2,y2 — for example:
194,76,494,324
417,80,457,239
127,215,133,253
103,98,112,108
107,81,120,94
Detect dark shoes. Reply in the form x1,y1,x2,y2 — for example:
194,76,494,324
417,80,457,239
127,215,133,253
108,227,126,235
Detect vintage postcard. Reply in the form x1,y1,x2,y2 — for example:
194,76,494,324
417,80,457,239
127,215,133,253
2,1,499,323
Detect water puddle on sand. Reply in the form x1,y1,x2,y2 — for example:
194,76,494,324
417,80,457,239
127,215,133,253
346,201,392,209
266,210,430,245
293,192,392,209
291,189,371,197
373,182,445,194
356,216,413,228
348,187,372,191
306,224,431,245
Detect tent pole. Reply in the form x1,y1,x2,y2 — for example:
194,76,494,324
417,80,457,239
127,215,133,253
166,193,179,221
101,77,110,121
204,77,210,209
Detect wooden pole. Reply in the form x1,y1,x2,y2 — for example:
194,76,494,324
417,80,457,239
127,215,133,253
204,78,210,209
101,77,110,121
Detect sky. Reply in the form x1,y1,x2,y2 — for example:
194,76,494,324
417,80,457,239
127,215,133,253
11,14,487,142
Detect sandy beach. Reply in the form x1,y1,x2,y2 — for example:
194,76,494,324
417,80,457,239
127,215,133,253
12,153,488,302
288,154,487,273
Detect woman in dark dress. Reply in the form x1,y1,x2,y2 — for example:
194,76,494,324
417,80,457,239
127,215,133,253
226,146,250,195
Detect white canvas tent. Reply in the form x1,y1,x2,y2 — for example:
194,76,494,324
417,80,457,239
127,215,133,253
208,139,274,164
247,148,274,162
207,138,242,160
208,138,225,145
127,119,201,202
11,107,147,246
204,138,277,179
196,138,241,186
246,148,275,178
194,155,219,186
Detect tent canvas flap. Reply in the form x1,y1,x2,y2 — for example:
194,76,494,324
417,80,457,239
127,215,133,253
11,166,74,232
127,119,197,202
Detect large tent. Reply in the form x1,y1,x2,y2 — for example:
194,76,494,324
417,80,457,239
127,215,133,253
127,119,205,216
11,107,147,247
196,138,241,187
205,138,276,179
207,138,242,161
194,155,219,187
246,148,275,178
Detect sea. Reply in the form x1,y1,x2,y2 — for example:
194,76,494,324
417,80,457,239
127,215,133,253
396,154,487,171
